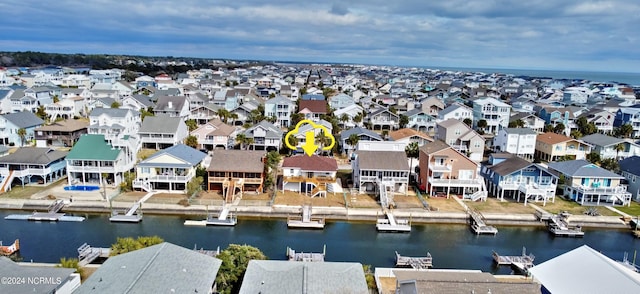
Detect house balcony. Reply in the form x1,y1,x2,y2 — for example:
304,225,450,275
428,164,452,173
67,165,116,173
140,135,176,144
140,175,191,183
209,176,262,185
359,175,408,183
429,177,483,187
370,118,398,125
7,168,52,177
284,175,336,184
200,138,229,146
574,184,629,195
451,144,469,152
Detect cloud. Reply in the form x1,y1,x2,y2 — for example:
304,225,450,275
0,0,639,72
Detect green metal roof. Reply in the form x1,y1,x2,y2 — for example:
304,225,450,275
66,134,121,160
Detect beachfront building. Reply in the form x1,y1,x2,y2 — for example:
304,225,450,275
472,97,511,134
34,119,88,148
65,134,135,187
418,140,487,200
547,159,632,206
207,150,265,202
534,132,592,161
133,144,206,192
351,147,410,195
281,155,338,197
481,153,557,206
0,147,68,192
493,128,537,161
580,133,640,160
138,115,189,150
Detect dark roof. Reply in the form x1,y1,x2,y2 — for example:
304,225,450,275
394,270,540,294
74,242,221,294
0,257,75,294
488,156,534,176
1,111,44,128
282,155,338,171
89,107,136,118
208,150,265,173
340,127,382,141
155,95,187,111
619,156,640,176
419,140,451,155
298,100,327,113
0,147,67,165
139,115,183,134
580,133,624,147
356,150,409,171
548,159,623,178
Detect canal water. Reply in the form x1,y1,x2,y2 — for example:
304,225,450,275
2,211,640,274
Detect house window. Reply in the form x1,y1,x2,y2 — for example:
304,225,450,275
455,129,461,135
474,141,481,148
142,168,150,174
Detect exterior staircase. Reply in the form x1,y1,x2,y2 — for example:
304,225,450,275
0,170,15,192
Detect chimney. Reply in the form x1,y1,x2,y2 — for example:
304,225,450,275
168,101,173,109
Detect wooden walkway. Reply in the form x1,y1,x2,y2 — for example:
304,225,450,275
492,247,535,273
395,251,432,269
287,246,325,262
469,209,498,235
78,243,110,266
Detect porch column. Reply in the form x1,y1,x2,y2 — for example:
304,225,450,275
500,188,504,201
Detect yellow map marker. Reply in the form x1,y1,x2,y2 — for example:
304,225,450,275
284,119,336,156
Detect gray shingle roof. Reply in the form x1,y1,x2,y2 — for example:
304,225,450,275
1,111,44,128
502,127,537,135
207,150,265,172
340,127,382,142
580,133,624,147
74,242,221,294
244,120,283,139
89,107,136,118
488,156,535,176
619,156,640,176
547,159,623,178
0,147,67,165
139,144,205,168
394,270,541,294
0,257,75,294
155,95,187,111
139,115,183,134
239,260,368,294
356,150,409,171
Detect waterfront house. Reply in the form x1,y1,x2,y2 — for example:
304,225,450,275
534,132,592,161
207,150,265,199
580,133,640,160
619,156,640,202
404,108,437,134
239,260,368,294
418,140,487,200
509,112,545,133
133,144,206,192
264,95,295,128
547,159,631,206
438,103,473,123
389,270,540,294
435,119,485,162
529,245,640,294
241,120,283,151
352,149,409,195
74,242,221,294
0,257,80,294
282,155,338,197
191,118,236,150
0,147,68,192
493,128,537,161
0,111,45,147
614,107,640,138
339,126,383,156
34,118,88,147
153,96,190,119
368,108,399,130
138,115,189,150
298,100,327,121
472,97,511,135
481,153,557,205
388,128,433,146
65,134,135,187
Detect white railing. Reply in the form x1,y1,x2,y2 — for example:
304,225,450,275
146,175,190,182
67,166,116,173
11,168,51,177
429,178,483,187
429,164,452,172
575,184,628,194
140,136,175,144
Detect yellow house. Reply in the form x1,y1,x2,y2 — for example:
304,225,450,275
535,132,592,161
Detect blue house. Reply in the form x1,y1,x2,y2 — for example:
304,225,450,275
547,160,632,206
328,93,355,110
613,107,640,137
0,147,68,191
301,94,325,101
481,153,557,205
0,111,45,146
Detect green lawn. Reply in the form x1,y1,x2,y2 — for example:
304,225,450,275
615,202,640,216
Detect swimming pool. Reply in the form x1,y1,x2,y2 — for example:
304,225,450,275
64,185,100,191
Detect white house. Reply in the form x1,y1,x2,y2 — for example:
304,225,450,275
493,128,537,160
264,96,295,128
472,97,511,134
437,103,473,123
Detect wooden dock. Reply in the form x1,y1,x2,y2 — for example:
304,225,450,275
78,243,110,266
469,209,498,235
184,205,237,226
492,247,535,274
287,205,325,229
110,192,157,222
395,251,433,269
286,245,325,262
547,213,584,237
376,210,411,232
193,245,220,257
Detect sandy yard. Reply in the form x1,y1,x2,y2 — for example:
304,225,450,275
425,196,467,212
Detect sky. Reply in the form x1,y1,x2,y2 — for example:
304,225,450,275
1,0,640,72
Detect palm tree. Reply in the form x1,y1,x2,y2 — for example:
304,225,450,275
476,119,487,132
185,119,198,132
346,134,360,156
614,143,625,160
184,135,198,149
216,109,231,123
315,131,331,155
287,134,299,152
17,128,27,146
229,113,239,125
236,133,248,150
405,142,420,179
245,137,254,150
339,114,349,126
353,112,363,126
